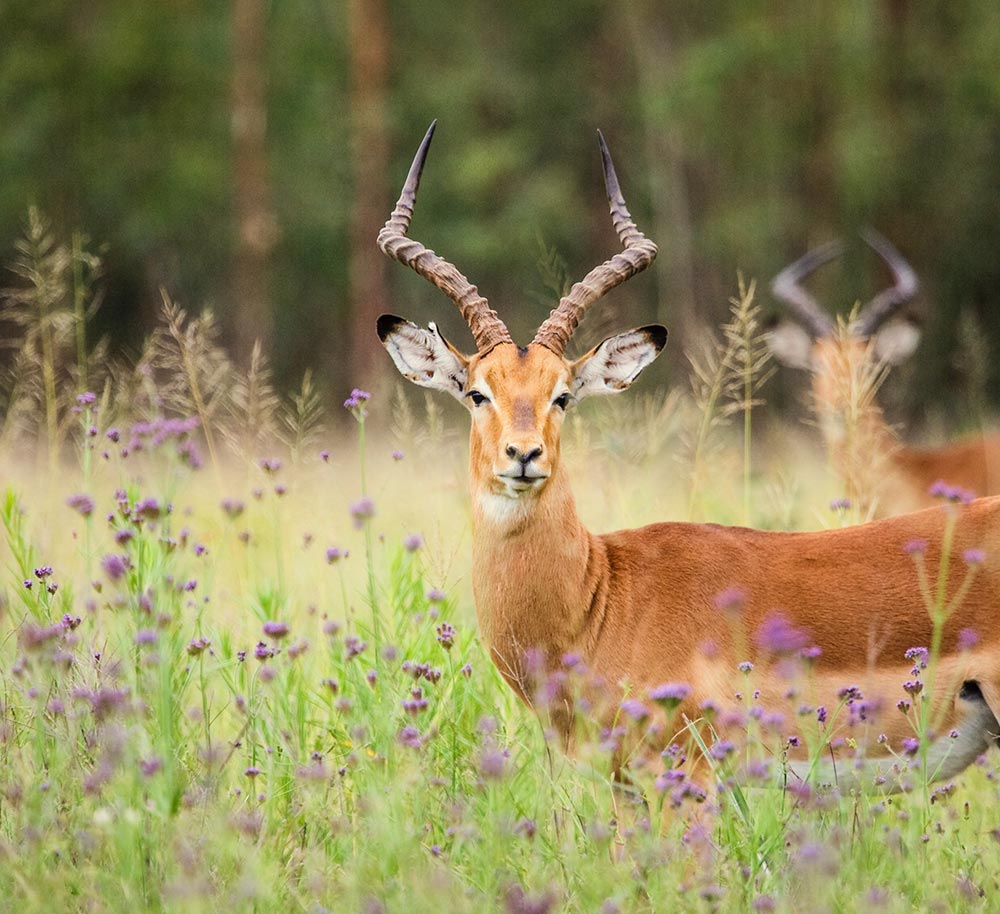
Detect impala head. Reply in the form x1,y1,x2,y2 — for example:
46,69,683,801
376,122,665,505
769,229,921,415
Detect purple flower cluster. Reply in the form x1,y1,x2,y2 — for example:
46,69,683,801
928,480,975,504
435,622,455,650
262,621,290,640
756,612,809,654
344,388,371,411
349,497,376,528
66,493,95,517
648,682,691,708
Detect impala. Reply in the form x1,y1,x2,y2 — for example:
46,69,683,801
771,233,1000,517
376,122,1000,798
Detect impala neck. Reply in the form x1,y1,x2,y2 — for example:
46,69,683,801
470,461,605,698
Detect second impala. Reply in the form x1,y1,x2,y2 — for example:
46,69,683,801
376,122,1000,793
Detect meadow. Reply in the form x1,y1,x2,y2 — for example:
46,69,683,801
1,229,998,913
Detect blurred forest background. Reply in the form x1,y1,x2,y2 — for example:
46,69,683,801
1,0,999,429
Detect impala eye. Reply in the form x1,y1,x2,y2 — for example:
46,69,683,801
553,392,573,411
467,390,490,407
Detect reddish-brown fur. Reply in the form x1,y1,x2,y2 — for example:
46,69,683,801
452,342,1000,769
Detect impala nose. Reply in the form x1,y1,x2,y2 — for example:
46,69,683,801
505,443,543,465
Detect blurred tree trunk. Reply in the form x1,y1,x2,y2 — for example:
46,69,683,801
231,0,277,361
626,0,700,375
346,0,390,388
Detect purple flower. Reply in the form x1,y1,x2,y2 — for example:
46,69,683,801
259,458,282,474
244,766,261,779
928,480,975,503
139,757,162,778
194,543,208,557
714,586,746,614
66,494,95,517
904,646,929,669
398,726,423,749
34,565,53,579
435,622,456,650
963,548,986,566
262,621,290,640
106,427,121,442
708,740,736,760
958,627,979,651
620,698,650,721
829,497,851,512
426,587,446,604
349,497,376,527
134,498,161,521
135,629,158,645
903,679,923,696
403,534,423,552
326,547,348,564
902,737,920,756
187,637,211,655
648,682,691,708
344,635,367,660
344,388,372,410
254,641,275,661
816,706,827,724
738,660,754,674
479,747,508,780
114,529,134,546
76,391,97,406
837,685,863,704
320,449,330,462
221,498,245,519
101,554,129,581
391,450,404,461
756,611,809,654
904,539,928,556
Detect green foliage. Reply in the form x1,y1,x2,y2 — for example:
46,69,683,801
1,2,998,409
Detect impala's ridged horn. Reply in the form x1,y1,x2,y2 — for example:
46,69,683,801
377,121,512,354
532,131,658,356
771,240,844,338
855,228,919,338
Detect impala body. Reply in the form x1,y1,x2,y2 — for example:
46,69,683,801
770,236,1000,517
377,123,1000,789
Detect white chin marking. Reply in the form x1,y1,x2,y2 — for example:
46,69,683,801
476,491,532,524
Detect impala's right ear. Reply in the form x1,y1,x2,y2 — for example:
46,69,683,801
766,319,816,371
376,315,469,401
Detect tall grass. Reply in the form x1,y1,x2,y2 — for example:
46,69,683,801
0,221,997,913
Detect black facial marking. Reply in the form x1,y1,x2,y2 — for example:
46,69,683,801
960,680,984,703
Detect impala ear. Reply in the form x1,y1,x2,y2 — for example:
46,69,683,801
571,325,667,400
376,314,469,401
872,316,921,366
766,318,816,370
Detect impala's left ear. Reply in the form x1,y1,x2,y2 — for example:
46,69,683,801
571,325,667,400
